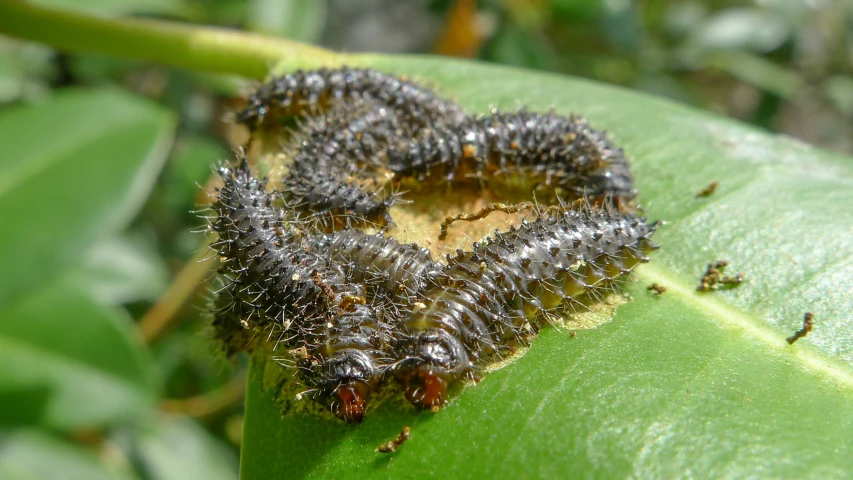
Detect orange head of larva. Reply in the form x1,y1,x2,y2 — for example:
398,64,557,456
396,328,471,410
305,348,378,423
332,382,369,423
404,370,449,409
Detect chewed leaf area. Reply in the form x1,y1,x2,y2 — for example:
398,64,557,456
204,66,657,424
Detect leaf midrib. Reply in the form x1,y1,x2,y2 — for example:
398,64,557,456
635,263,853,389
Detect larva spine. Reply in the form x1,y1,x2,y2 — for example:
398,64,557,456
209,156,331,335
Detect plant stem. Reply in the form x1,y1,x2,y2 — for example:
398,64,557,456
0,0,337,79
138,244,214,344
161,373,248,419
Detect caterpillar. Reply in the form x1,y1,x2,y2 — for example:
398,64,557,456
280,167,396,230
294,297,394,423
207,154,394,422
315,228,443,310
391,205,658,409
279,100,409,229
236,66,468,131
208,156,333,335
279,103,636,231
386,108,637,204
286,99,406,174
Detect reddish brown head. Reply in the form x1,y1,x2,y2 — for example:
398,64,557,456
332,382,369,423
403,370,448,410
395,328,470,410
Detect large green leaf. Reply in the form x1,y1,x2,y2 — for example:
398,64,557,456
0,282,158,431
0,88,175,309
240,56,853,478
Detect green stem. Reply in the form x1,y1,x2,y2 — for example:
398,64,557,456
0,0,337,78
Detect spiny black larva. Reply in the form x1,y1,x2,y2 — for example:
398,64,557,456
294,295,396,424
386,108,636,204
279,100,409,229
315,229,444,311
236,66,468,130
207,154,394,423
391,206,658,409
209,155,330,336
295,229,444,417
287,99,407,174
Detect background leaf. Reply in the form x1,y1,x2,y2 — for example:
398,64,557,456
246,0,327,42
0,87,173,431
241,56,853,478
130,415,239,480
686,7,789,53
0,283,158,430
0,37,54,103
0,429,134,480
0,88,175,308
65,233,171,306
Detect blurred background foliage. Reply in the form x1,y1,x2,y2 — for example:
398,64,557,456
0,0,851,478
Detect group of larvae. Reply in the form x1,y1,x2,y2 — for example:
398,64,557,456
205,67,658,423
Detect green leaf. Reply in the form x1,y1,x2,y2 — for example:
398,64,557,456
0,282,158,430
549,0,608,22
132,415,238,480
686,7,790,54
0,37,54,103
64,233,171,306
246,0,327,42
703,49,805,99
241,56,853,477
825,75,853,116
0,429,134,480
0,88,175,309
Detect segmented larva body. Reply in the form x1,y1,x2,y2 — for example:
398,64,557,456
280,167,394,230
298,229,444,417
289,99,406,174
237,66,468,130
208,159,287,354
280,100,408,228
315,229,443,308
391,207,658,409
387,109,636,203
210,158,334,334
485,109,635,201
295,298,395,423
209,156,392,422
